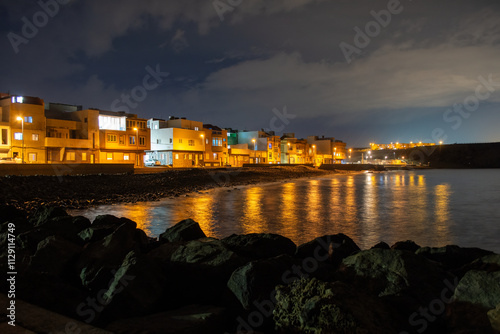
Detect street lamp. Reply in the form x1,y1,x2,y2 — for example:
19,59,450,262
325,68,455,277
16,117,24,164
252,139,256,164
349,148,352,163
133,127,139,166
200,134,205,167
333,147,337,164
312,145,316,166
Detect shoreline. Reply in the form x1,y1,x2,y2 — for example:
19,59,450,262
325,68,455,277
1,166,339,213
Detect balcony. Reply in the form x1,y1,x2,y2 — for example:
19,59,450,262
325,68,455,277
45,137,92,149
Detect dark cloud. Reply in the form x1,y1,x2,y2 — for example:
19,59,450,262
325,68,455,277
1,0,499,145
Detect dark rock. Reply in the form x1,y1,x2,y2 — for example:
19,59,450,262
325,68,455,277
101,251,167,319
227,255,297,310
170,238,246,304
92,215,137,230
159,219,206,243
296,233,360,267
14,272,88,320
77,222,139,290
391,240,421,252
371,241,390,250
29,235,83,277
488,303,500,332
222,233,296,260
452,270,500,309
445,301,497,334
340,248,449,303
416,245,493,271
105,304,227,334
78,225,117,243
0,205,26,224
147,242,185,263
30,206,68,226
0,217,32,235
273,278,396,334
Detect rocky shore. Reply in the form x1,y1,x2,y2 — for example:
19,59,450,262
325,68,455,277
0,166,334,213
1,206,499,334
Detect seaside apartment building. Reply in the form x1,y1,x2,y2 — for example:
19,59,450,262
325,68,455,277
0,94,150,166
306,135,347,166
235,130,281,164
147,117,205,167
203,124,229,166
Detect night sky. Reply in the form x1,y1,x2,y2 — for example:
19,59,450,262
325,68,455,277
1,0,499,147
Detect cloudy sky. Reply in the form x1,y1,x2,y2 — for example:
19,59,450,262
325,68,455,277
1,0,499,146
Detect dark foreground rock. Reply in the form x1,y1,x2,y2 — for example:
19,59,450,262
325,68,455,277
0,206,498,334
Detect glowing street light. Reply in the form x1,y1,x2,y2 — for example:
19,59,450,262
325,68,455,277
439,140,443,145
16,116,24,164
252,139,256,164
133,127,139,166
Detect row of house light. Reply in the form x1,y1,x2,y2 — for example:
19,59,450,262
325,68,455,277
0,94,347,167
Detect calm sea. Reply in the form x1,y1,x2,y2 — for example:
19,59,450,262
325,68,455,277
69,169,500,253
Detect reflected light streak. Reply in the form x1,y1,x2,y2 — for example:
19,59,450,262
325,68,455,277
242,186,264,234
434,184,451,241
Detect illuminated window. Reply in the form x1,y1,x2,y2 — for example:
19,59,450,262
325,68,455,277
124,154,130,161
129,136,136,145
184,154,187,159
194,127,199,131
28,153,37,162
206,154,209,160
107,153,113,160
24,116,33,123
119,135,125,145
32,133,39,141
139,136,146,146
206,139,208,144
67,152,76,161
99,115,126,131
82,153,87,161
212,138,222,147
107,134,117,142
14,133,23,140
269,143,272,149
188,140,194,146
175,154,179,159
213,153,217,159
189,154,192,160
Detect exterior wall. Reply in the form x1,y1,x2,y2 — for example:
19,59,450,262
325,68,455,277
0,96,47,163
203,128,228,166
148,124,204,167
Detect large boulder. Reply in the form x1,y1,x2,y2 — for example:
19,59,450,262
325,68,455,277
273,278,396,334
227,255,297,310
77,222,139,290
170,238,246,304
452,270,500,309
296,234,360,267
92,214,137,229
416,245,493,271
159,219,206,243
391,240,421,253
340,249,449,303
105,304,227,334
100,251,168,320
29,206,68,226
0,205,26,224
29,235,83,277
222,233,296,260
488,303,500,332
